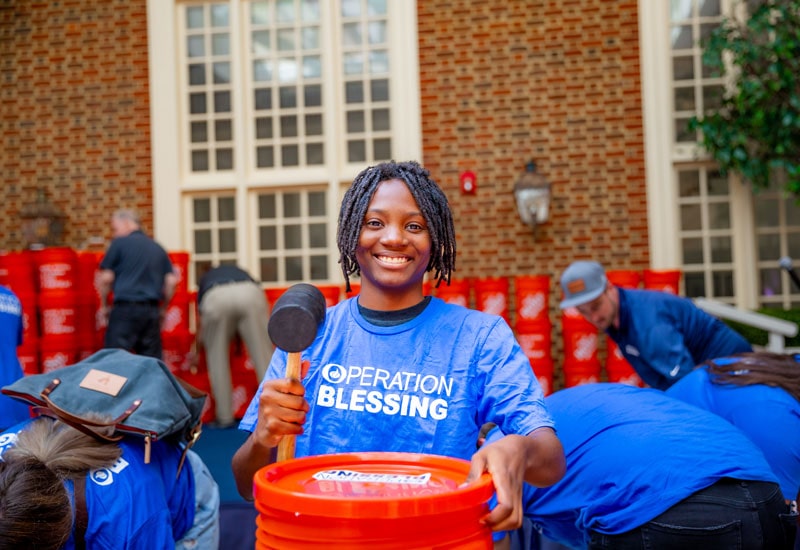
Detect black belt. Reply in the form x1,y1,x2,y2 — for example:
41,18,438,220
114,299,159,306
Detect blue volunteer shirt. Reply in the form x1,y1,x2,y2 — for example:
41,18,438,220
0,419,195,549
0,286,31,429
240,296,554,459
667,363,800,501
608,288,752,389
488,384,778,549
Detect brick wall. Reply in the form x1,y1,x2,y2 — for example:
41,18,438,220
0,0,153,251
418,0,650,381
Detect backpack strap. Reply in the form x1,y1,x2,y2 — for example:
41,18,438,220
73,475,88,550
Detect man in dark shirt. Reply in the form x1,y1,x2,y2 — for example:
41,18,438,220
97,209,176,359
197,264,272,427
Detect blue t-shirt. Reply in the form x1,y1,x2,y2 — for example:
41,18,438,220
0,419,195,549
608,288,752,389
0,286,31,429
240,296,554,459
488,384,778,549
667,364,800,501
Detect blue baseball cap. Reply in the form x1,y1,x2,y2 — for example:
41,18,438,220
559,261,608,309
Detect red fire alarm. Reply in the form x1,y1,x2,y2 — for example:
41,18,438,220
460,171,477,195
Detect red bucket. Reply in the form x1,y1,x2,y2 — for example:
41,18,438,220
317,285,341,307
39,335,78,373
514,275,551,325
434,279,471,308
253,452,494,549
606,270,641,289
473,277,509,322
528,357,554,396
38,291,78,337
0,250,37,296
606,338,645,387
162,291,191,335
36,247,78,293
643,269,682,295
515,321,552,362
168,251,191,294
563,359,601,388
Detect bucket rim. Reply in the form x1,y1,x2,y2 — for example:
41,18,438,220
253,451,494,519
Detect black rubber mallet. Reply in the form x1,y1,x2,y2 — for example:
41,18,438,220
267,283,327,462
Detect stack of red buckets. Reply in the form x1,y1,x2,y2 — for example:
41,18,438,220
513,275,554,395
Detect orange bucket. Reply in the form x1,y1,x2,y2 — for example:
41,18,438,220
473,277,509,322
434,278,471,308
643,269,682,294
514,275,551,324
253,452,494,549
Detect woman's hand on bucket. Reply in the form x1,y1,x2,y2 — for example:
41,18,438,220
465,428,565,531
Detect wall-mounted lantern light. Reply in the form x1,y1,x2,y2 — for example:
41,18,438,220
513,160,551,235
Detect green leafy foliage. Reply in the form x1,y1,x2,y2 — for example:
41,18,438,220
723,307,800,347
689,1,800,199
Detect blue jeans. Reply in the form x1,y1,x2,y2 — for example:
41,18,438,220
176,450,220,549
587,478,797,550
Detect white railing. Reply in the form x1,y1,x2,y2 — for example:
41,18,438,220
693,298,799,353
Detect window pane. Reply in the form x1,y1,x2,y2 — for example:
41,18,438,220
310,254,328,279
371,78,389,101
212,33,230,55
252,30,270,54
712,270,734,297
193,198,211,222
305,114,322,135
283,193,301,217
374,138,391,159
210,5,228,26
284,224,302,248
708,203,730,229
253,60,272,82
368,0,387,15
699,0,721,16
369,50,389,73
674,118,694,142
194,229,211,253
187,6,204,28
301,0,320,22
255,88,272,109
219,228,236,252
187,35,204,57
257,146,274,167
251,3,270,25
304,84,321,106
285,256,303,280
348,140,366,162
680,204,702,230
678,171,700,196
279,86,297,108
672,56,694,80
303,55,321,78
192,150,209,171
343,22,361,46
278,58,298,82
308,191,325,216
347,110,365,132
671,24,693,49
346,81,364,103
282,144,299,166
260,226,277,250
707,171,727,195
191,121,208,143
306,143,324,164
213,62,230,84
190,93,207,114
216,149,233,170
218,197,235,221
256,117,273,138
682,237,704,264
309,222,326,247
673,87,695,111
277,0,295,22
342,0,360,17
281,115,298,137
344,52,364,75
755,197,779,227
215,120,232,141
760,267,782,297
214,91,231,112
189,64,205,85
368,21,387,44
372,108,390,131
260,257,278,282
684,271,705,297
277,29,294,51
302,27,320,49
758,233,780,260
259,194,276,218
710,236,732,262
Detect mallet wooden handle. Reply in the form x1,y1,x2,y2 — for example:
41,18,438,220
276,351,302,462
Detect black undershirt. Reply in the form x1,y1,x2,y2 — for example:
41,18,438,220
357,296,432,327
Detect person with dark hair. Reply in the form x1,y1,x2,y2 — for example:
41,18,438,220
97,208,177,359
196,264,273,428
666,351,800,512
558,260,752,389
0,285,30,430
0,415,219,549
485,383,797,549
232,160,565,531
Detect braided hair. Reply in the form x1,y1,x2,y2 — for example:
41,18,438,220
703,351,800,402
337,161,456,292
